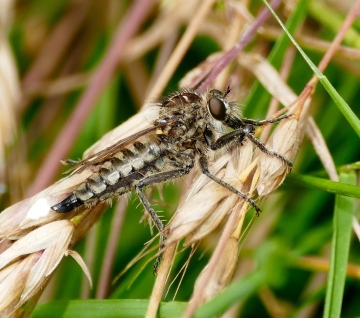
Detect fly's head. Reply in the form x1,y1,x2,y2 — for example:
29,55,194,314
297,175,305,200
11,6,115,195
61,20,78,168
205,88,244,133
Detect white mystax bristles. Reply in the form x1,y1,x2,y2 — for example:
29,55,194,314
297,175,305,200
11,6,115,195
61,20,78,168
0,220,74,314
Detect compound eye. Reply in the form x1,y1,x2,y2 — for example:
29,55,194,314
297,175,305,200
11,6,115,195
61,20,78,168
208,97,226,121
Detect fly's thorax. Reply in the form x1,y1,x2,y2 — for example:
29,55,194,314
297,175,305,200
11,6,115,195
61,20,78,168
162,90,202,109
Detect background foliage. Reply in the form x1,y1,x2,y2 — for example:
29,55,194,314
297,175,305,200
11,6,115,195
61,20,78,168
1,0,360,317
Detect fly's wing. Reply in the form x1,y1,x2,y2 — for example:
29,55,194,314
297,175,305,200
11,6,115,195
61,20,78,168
65,119,175,175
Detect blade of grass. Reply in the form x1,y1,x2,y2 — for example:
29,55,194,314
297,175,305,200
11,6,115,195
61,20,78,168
195,0,282,92
323,170,355,318
194,272,265,318
308,1,360,49
262,0,360,138
32,299,187,318
246,0,309,117
285,174,360,199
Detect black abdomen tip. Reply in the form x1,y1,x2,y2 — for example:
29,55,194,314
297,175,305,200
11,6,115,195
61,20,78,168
51,194,83,213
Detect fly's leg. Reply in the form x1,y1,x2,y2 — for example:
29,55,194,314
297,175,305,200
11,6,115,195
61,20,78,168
206,123,293,169
242,113,292,126
243,128,293,169
63,159,80,165
204,124,247,150
199,156,261,216
135,167,191,274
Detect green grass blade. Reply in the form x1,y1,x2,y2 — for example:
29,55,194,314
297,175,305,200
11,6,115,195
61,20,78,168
32,299,187,318
246,0,308,117
318,76,360,138
194,272,265,318
308,1,360,49
262,0,360,138
323,171,355,318
285,174,360,199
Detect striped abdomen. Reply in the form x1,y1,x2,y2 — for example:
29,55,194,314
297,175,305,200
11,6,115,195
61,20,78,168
51,141,163,213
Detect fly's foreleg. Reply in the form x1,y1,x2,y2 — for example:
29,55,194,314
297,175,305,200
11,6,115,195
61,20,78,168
244,130,293,169
135,167,191,274
199,155,261,216
242,114,292,126
204,125,247,151
206,123,293,169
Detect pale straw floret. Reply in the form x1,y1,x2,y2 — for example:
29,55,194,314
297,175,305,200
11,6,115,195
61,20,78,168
0,168,92,239
0,165,95,315
256,115,299,196
190,237,239,304
0,177,100,315
0,220,74,315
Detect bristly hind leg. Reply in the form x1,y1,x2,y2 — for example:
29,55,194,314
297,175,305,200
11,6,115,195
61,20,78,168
135,167,191,274
199,155,261,216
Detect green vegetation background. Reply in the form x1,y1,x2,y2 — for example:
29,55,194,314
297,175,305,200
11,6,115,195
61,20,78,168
3,0,360,317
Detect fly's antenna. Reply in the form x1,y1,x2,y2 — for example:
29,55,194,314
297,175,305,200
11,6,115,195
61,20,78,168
224,84,231,97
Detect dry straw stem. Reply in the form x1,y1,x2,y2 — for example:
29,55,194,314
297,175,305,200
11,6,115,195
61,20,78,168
28,0,156,197
20,1,89,104
146,0,217,99
301,0,360,184
95,198,127,299
196,0,282,92
258,287,293,318
0,0,19,186
146,243,176,318
261,26,360,62
190,237,239,305
122,0,230,66
239,53,336,182
296,256,360,280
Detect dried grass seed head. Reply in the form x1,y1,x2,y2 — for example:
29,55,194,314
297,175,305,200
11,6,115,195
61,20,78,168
0,220,74,313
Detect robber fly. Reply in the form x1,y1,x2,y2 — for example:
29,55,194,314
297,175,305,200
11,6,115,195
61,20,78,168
51,87,292,268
